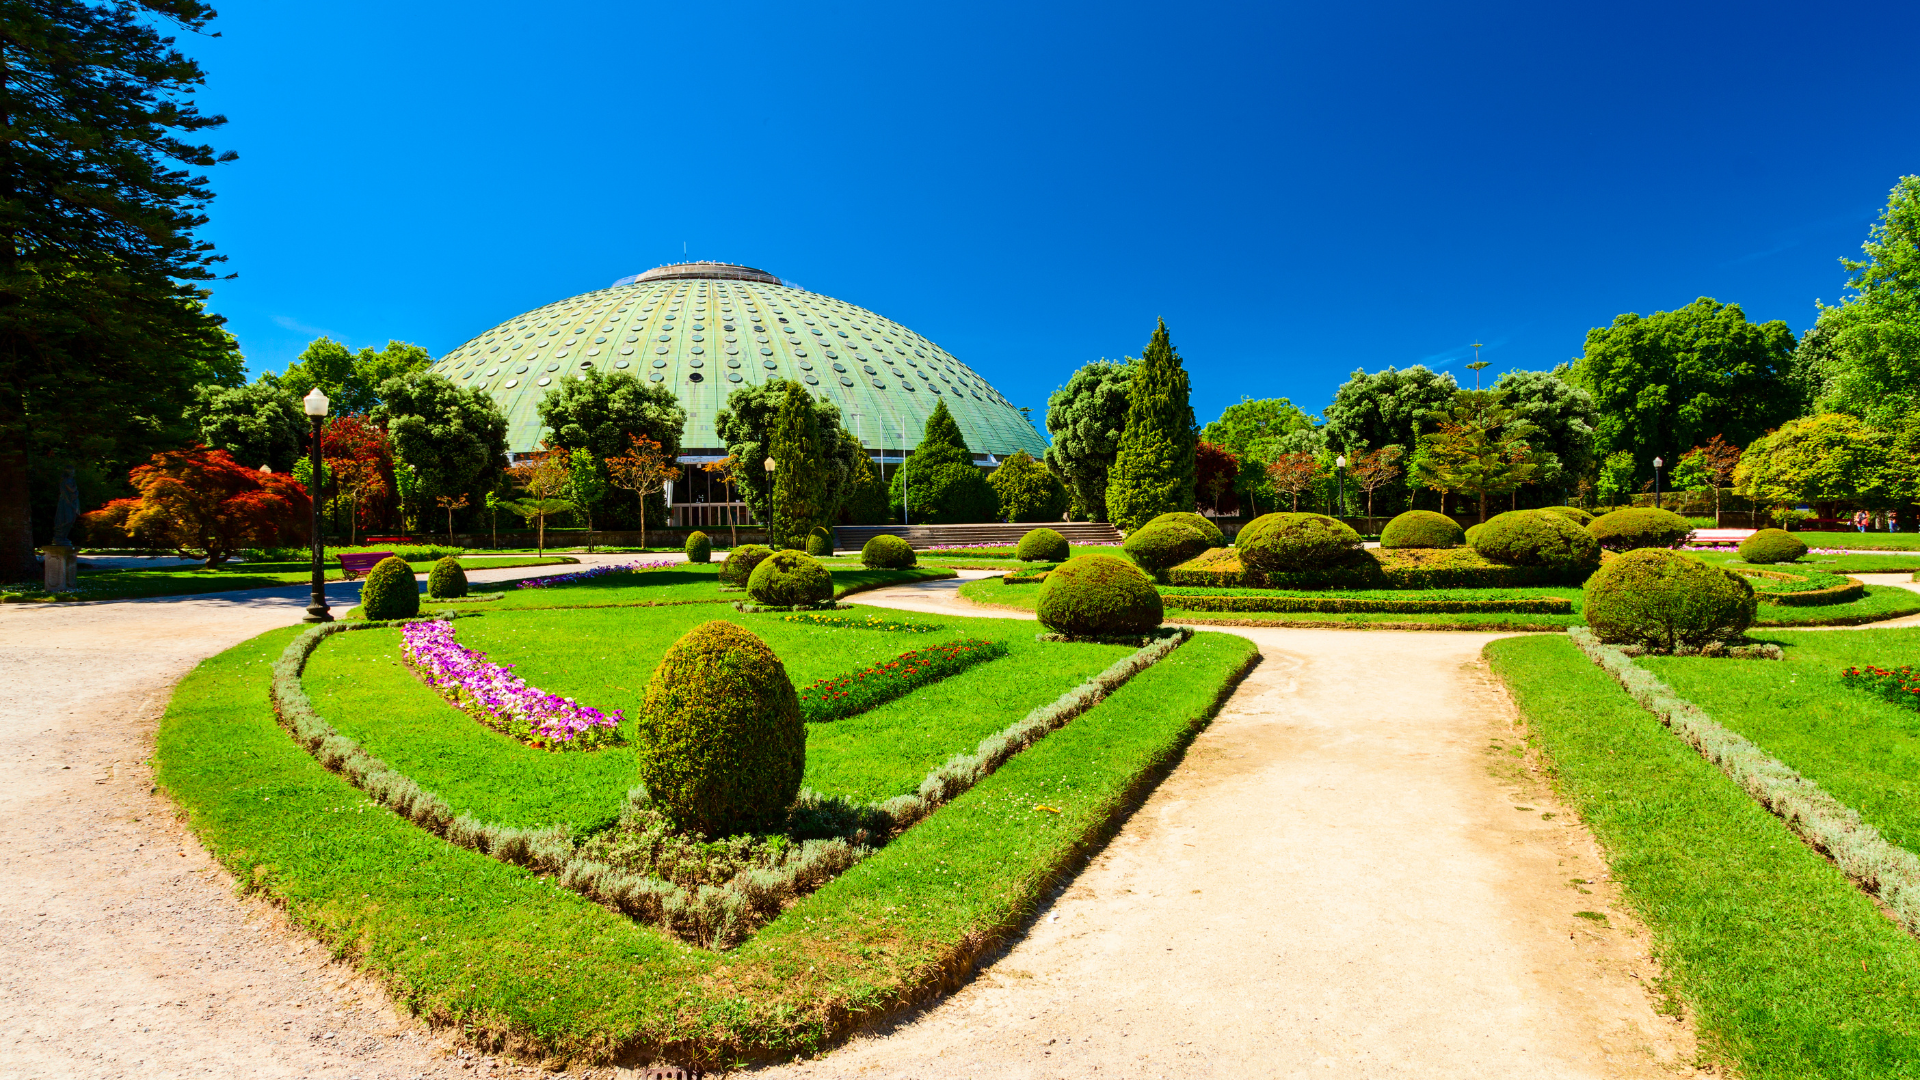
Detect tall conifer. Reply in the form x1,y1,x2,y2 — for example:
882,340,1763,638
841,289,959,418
768,382,828,547
1106,319,1197,531
888,398,997,523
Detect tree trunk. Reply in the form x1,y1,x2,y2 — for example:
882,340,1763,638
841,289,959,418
639,500,646,552
1366,489,1374,518
536,513,545,556
0,418,36,581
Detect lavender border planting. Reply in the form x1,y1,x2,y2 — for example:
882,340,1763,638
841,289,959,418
400,620,623,750
516,559,677,589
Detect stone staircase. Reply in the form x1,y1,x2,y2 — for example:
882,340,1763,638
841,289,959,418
833,522,1124,550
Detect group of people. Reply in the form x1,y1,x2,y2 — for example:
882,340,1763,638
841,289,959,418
1854,508,1902,533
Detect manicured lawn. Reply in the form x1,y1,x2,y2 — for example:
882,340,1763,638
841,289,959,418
420,562,954,614
1486,633,1920,1078
1692,549,1920,575
26,555,574,602
958,579,1586,629
1786,532,1920,552
1753,585,1920,626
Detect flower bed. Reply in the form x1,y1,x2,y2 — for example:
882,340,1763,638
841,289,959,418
515,559,676,589
797,638,1009,723
1842,664,1920,713
399,620,623,750
780,612,939,633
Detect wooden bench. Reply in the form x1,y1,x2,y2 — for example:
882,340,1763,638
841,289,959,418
338,551,398,580
364,535,414,545
1688,528,1756,548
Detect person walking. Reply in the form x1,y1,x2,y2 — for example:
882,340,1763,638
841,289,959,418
1890,508,1901,534
1854,509,1870,533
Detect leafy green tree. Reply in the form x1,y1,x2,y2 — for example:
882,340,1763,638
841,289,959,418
1489,366,1598,498
369,370,509,529
713,380,858,527
1735,413,1916,511
266,338,432,417
1572,297,1801,494
768,382,832,547
838,430,890,525
1670,434,1743,524
1201,397,1320,515
1106,319,1197,531
888,397,996,524
1595,450,1636,508
1808,176,1920,431
185,380,307,473
566,447,609,542
537,368,686,530
988,450,1068,523
1323,366,1459,455
1043,359,1133,521
1409,391,1542,520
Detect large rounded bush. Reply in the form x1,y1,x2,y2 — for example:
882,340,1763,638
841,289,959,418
1588,507,1694,552
1542,506,1595,527
1143,511,1225,547
684,530,711,564
1035,554,1164,637
747,549,834,607
861,533,916,569
638,621,804,837
1235,513,1363,573
1380,510,1464,549
1015,527,1069,562
719,543,772,586
1738,528,1807,564
1471,510,1600,571
426,556,468,599
360,555,420,620
1124,521,1211,574
805,526,833,557
1584,549,1755,651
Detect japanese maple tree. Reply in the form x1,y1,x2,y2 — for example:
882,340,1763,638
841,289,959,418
84,445,310,565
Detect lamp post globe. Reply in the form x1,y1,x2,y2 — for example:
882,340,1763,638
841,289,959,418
1652,456,1665,510
301,388,332,623
1335,455,1348,518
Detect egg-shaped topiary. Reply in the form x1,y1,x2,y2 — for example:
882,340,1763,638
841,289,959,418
359,555,420,620
426,556,468,599
1035,553,1164,637
719,543,772,586
747,549,834,607
684,530,712,564
1235,513,1363,573
1542,505,1595,527
805,525,833,557
1588,507,1694,552
1142,511,1225,547
1380,510,1464,549
860,533,916,569
1584,548,1756,651
1471,510,1600,572
1124,521,1211,575
638,620,805,837
1015,527,1069,562
1738,528,1807,564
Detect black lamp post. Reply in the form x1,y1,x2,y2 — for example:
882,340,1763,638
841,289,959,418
763,454,777,547
302,388,332,623
1335,454,1347,519
1652,456,1664,511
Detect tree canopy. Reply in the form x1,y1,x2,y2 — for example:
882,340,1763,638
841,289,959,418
184,379,308,474
265,337,433,417
369,370,509,517
1808,176,1920,430
1199,396,1320,515
1322,366,1458,455
988,450,1068,523
1106,320,1197,531
714,380,858,527
889,396,996,524
1043,359,1132,521
768,381,833,547
538,368,688,529
1489,366,1598,497
1734,412,1917,510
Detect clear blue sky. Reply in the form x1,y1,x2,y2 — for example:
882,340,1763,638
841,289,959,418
190,0,1920,433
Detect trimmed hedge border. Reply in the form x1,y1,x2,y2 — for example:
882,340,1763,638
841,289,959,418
1159,593,1573,615
1567,626,1920,938
1167,547,1582,589
1003,569,1051,585
1740,569,1867,606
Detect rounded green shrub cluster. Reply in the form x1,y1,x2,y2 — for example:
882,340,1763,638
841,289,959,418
1015,527,1069,562
1471,510,1600,571
1738,528,1807,564
684,530,712,564
747,550,833,607
1380,510,1464,549
1584,548,1756,651
360,555,420,620
805,526,833,557
720,543,772,586
1143,511,1224,547
860,533,916,569
1542,505,1595,526
1235,513,1363,573
426,556,467,599
638,620,805,837
1035,553,1164,637
1124,521,1211,575
1588,507,1694,552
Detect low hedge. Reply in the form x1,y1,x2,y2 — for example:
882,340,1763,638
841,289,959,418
1003,569,1050,585
1740,569,1866,606
1379,510,1464,549
1589,507,1694,551
1160,593,1573,614
1142,511,1225,547
1167,546,1587,589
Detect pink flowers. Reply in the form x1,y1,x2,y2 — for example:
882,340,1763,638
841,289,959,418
399,620,623,750
516,559,676,589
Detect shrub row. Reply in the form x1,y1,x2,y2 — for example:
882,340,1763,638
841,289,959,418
1159,593,1574,614
1002,569,1051,584
1168,547,1583,589
1742,570,1866,606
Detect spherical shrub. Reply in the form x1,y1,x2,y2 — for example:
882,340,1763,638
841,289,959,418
805,525,833,557
1542,505,1595,527
1015,527,1069,562
1235,513,1363,573
1380,510,1464,549
861,533,916,569
426,556,468,599
1143,511,1225,547
1584,548,1755,651
1588,507,1694,552
684,530,712,563
1124,521,1211,574
1738,528,1807,564
638,620,804,837
360,555,419,620
1035,553,1163,637
720,543,772,586
1471,510,1600,571
747,549,833,607
1464,521,1486,547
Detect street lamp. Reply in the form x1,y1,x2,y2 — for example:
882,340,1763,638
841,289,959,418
301,388,332,624
1335,454,1348,518
1652,456,1665,510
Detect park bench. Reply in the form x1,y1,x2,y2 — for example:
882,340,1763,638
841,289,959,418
365,535,414,545
1688,528,1756,548
338,551,398,580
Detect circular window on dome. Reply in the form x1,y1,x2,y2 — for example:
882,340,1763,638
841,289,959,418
759,346,773,356
615,360,630,369
688,372,704,383
503,378,519,389
692,324,704,332
691,345,706,355
594,335,607,344
512,364,529,375
829,362,845,372
563,338,577,347
727,358,740,368
546,362,561,372
652,358,666,368
725,345,739,355
556,350,570,359
586,347,601,356
649,372,663,382
620,347,635,356
489,345,501,353
862,364,877,375
872,378,887,389
798,360,813,370
537,376,552,386
655,346,669,354
803,374,818,385
688,358,704,368
728,372,743,383
824,350,838,360
657,333,672,342
762,359,778,369
794,348,808,358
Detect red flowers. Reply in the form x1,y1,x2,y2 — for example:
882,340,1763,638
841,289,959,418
798,639,1009,724
1841,664,1920,713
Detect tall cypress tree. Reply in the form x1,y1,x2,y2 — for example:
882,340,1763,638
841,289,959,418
1105,319,1197,531
768,381,828,547
888,397,997,523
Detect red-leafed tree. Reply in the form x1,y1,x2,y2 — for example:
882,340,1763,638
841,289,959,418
1265,452,1325,512
319,414,394,542
84,445,310,565
1195,441,1240,515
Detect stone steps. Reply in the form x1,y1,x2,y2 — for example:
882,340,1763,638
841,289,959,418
833,522,1123,551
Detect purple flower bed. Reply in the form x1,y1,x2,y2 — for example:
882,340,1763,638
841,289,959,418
515,559,676,589
923,542,1122,551
399,620,623,751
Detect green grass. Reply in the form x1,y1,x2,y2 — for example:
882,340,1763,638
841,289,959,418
422,563,953,614
1787,533,1920,552
1752,585,1920,626
36,556,572,601
1693,549,1920,575
1486,633,1920,1078
157,616,1255,1062
959,579,1585,630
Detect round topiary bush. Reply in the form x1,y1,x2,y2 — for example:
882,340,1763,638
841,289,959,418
1143,511,1225,547
426,556,467,599
1736,527,1808,564
1235,513,1363,573
1034,553,1163,637
638,620,804,837
1542,505,1595,527
684,530,712,563
1015,527,1069,562
1380,510,1464,549
747,549,834,607
861,533,915,569
720,543,772,586
805,526,833,557
1124,521,1211,575
1588,507,1694,552
360,555,420,620
1470,509,1600,571
1584,548,1756,651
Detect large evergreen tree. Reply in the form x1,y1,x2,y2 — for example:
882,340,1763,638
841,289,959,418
1043,359,1133,521
1489,366,1598,500
888,397,997,524
714,380,859,527
537,368,686,529
767,381,831,547
838,428,890,525
1105,320,1196,532
987,450,1069,523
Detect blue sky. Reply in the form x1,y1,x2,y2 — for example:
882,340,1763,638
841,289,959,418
191,0,1920,432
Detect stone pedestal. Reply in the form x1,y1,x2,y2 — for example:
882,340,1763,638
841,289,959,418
40,545,78,593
